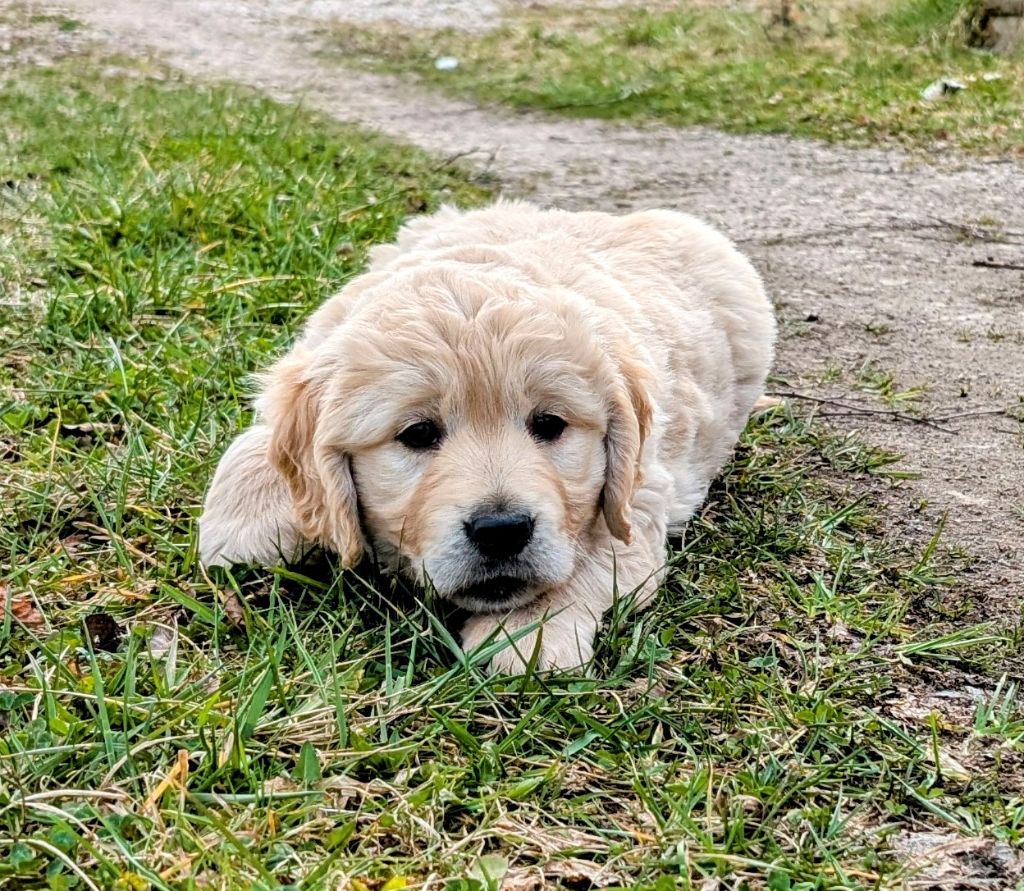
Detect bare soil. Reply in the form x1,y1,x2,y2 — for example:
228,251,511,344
29,0,1024,617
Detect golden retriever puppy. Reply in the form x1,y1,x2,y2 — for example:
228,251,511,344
199,201,775,672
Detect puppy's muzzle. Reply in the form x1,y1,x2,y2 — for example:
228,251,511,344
463,511,535,561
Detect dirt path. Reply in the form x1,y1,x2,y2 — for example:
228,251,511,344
43,0,1024,610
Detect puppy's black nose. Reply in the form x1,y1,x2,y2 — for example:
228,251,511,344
464,512,535,560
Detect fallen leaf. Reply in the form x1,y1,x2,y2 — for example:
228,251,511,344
220,589,245,626
931,746,973,783
0,584,45,631
149,620,177,658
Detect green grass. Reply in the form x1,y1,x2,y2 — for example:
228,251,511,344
1,57,1023,890
326,0,1024,154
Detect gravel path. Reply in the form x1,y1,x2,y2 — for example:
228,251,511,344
47,0,1024,609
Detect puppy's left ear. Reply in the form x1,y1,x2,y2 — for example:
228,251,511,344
261,353,365,567
602,349,654,544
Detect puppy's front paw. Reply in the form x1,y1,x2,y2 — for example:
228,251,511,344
460,610,595,674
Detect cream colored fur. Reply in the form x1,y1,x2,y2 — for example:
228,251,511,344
199,201,776,673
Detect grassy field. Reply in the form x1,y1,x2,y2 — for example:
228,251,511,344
1,54,1023,891
327,0,1024,154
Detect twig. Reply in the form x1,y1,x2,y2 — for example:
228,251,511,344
773,391,1020,433
812,409,956,434
430,146,484,171
770,391,956,432
766,391,933,434
931,408,1015,422
972,259,1024,271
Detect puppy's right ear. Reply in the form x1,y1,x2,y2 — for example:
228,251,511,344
602,345,654,545
261,353,364,567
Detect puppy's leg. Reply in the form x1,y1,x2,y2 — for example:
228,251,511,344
460,589,603,674
198,425,308,567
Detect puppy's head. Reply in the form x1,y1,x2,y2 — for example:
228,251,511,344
262,269,651,612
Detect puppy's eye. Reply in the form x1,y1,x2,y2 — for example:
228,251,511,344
396,420,443,451
529,413,567,442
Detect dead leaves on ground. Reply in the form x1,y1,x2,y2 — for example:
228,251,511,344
0,583,45,631
219,588,246,627
1,582,131,649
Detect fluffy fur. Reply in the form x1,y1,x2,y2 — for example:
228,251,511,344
199,201,776,672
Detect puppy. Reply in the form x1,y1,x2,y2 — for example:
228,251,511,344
199,201,775,672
